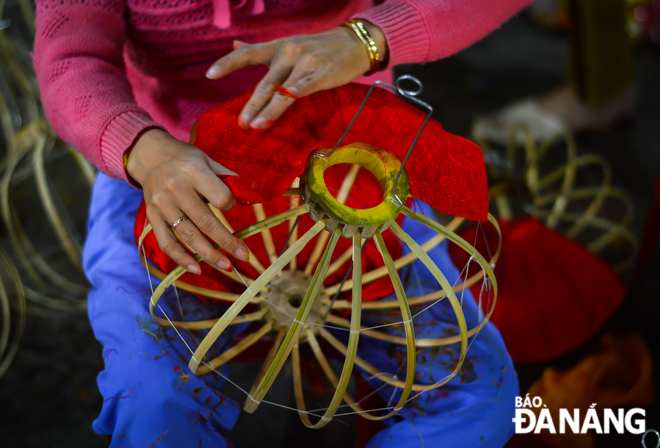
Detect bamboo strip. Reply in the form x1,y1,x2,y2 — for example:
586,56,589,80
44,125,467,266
324,217,463,296
233,204,310,240
283,187,304,197
151,304,265,330
325,243,356,278
295,231,363,428
390,220,469,362
249,328,287,400
304,232,330,276
196,322,274,375
33,137,83,269
299,328,360,408
141,258,242,302
244,228,340,413
1,144,89,307
209,205,266,274
327,215,499,311
335,164,361,204
287,194,300,272
253,203,278,265
0,246,26,378
185,220,325,375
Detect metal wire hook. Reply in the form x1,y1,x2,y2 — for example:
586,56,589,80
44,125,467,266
643,429,660,448
314,74,434,206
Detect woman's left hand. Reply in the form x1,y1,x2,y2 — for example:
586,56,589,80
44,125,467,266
205,23,387,130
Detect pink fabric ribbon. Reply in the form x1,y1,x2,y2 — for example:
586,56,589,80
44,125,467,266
212,0,265,29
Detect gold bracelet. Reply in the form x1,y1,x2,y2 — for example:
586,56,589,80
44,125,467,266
123,150,130,169
342,20,380,76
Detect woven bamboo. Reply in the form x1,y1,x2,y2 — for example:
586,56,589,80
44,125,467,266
0,5,95,311
0,5,39,171
474,124,637,272
138,142,501,427
1,128,94,312
0,244,25,378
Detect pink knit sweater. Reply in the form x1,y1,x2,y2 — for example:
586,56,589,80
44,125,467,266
33,0,531,182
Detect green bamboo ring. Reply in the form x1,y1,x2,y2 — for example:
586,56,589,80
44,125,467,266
305,143,409,229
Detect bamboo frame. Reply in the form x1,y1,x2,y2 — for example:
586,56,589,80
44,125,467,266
476,124,637,272
0,245,26,378
0,21,95,311
292,231,363,428
245,228,341,412
141,146,501,426
1,136,92,311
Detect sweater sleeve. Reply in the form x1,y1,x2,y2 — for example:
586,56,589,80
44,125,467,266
33,0,165,181
354,0,533,67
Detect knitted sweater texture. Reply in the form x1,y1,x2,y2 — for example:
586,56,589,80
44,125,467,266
33,0,531,182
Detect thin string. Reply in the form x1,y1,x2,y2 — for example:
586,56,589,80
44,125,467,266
137,219,494,420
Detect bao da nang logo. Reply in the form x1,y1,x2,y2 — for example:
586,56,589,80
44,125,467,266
513,394,646,434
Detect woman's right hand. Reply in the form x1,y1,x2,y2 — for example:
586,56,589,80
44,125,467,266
126,128,249,274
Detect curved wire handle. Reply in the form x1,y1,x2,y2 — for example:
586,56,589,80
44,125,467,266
313,75,433,205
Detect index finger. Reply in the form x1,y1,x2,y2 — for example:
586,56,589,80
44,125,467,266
206,42,276,79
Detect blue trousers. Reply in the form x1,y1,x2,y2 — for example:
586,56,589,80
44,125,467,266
84,173,518,447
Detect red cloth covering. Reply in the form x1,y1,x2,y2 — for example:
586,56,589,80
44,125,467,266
449,215,626,364
136,83,489,302
192,83,488,222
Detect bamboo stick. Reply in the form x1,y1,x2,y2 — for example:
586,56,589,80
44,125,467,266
324,216,463,296
209,205,266,274
253,203,278,265
244,228,340,413
390,222,469,380
187,220,325,375
249,327,287,401
287,192,301,272
295,231,363,428
196,322,274,375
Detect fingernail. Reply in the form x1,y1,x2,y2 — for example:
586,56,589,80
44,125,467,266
234,248,249,262
286,86,300,97
187,264,201,275
251,117,266,129
238,113,250,129
233,40,247,49
206,66,221,79
217,260,232,271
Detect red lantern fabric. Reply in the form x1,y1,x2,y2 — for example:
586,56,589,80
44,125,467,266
135,83,489,302
192,83,488,222
449,215,626,364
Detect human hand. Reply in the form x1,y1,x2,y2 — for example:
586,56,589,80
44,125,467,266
205,22,387,130
127,128,249,274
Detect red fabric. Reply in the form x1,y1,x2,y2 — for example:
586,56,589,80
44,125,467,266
449,215,626,364
135,164,404,302
136,84,489,302
193,83,489,222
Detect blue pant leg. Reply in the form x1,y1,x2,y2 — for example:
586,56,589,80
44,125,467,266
359,203,518,448
84,174,241,448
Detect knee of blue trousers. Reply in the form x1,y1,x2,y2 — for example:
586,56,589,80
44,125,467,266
94,353,240,448
88,281,241,446
83,175,241,446
364,361,518,448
